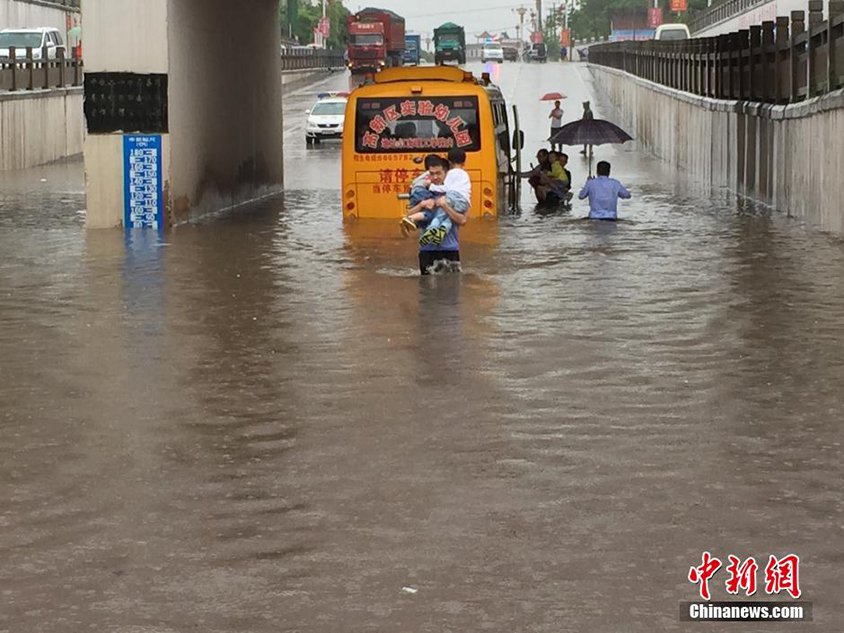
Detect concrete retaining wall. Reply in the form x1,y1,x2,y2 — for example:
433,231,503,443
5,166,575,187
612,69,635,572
590,64,844,233
0,86,83,170
282,68,344,88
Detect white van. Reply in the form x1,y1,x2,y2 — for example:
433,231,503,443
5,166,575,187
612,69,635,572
654,24,691,41
0,27,64,60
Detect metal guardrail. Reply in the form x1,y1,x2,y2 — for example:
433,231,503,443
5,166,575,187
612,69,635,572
587,2,844,104
688,0,770,35
13,0,79,9
2,47,346,93
0,47,83,92
279,49,345,71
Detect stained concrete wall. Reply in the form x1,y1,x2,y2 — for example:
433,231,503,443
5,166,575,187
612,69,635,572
167,0,283,223
590,64,844,233
82,0,168,74
0,0,79,40
81,0,169,228
0,86,83,169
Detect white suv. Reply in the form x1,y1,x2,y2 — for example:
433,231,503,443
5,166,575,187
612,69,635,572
0,27,64,60
305,92,349,146
482,42,504,63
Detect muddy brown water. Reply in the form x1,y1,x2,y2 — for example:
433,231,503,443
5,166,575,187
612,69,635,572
1,62,842,632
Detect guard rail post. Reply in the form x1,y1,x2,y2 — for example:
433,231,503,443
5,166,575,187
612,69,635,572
807,0,823,95
24,46,34,90
774,16,789,104
749,25,761,101
828,1,844,91
58,46,66,87
737,29,750,99
790,10,805,101
761,21,775,102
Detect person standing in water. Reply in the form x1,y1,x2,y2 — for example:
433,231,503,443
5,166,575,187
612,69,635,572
580,101,594,157
578,161,631,221
548,100,564,152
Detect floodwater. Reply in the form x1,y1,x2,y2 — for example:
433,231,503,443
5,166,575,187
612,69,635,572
1,62,843,632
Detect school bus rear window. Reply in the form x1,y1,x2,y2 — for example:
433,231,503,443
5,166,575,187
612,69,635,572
355,97,481,153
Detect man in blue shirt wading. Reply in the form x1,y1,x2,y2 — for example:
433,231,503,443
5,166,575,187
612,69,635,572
578,160,631,220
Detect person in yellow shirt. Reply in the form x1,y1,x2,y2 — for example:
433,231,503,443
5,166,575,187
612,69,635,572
536,151,571,205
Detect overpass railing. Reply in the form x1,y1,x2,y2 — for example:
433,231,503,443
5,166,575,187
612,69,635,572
2,47,346,93
688,0,770,35
0,47,83,93
12,0,79,8
280,48,345,71
587,2,844,104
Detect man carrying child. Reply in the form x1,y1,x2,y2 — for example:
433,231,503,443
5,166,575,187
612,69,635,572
400,148,471,275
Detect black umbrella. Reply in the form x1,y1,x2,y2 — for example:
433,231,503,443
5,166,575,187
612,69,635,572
548,119,633,175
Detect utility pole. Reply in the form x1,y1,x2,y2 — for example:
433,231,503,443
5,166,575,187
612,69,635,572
513,6,528,44
321,0,327,48
536,0,543,31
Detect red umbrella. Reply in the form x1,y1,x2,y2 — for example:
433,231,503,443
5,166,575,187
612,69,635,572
540,92,566,100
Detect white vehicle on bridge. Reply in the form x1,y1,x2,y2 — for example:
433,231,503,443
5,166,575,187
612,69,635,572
481,42,504,63
654,24,691,40
0,27,64,61
305,92,349,146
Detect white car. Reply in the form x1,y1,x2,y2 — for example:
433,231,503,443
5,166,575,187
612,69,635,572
482,43,504,63
0,27,64,61
305,92,349,145
654,24,691,41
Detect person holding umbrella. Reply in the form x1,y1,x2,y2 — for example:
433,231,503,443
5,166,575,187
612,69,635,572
547,117,632,176
540,92,566,150
548,100,564,152
578,160,631,221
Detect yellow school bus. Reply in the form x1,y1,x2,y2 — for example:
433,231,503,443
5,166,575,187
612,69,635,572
341,65,522,221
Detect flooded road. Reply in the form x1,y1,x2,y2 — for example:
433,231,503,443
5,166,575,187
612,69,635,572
1,62,843,632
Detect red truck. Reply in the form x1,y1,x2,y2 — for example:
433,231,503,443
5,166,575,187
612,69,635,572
346,7,406,73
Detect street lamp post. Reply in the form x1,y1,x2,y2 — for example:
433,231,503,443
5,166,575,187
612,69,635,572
513,6,528,45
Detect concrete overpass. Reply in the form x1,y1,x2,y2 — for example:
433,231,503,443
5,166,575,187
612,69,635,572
690,0,828,37
587,2,844,232
82,0,283,229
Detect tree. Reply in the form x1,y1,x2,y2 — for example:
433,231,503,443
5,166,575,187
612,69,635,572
541,9,561,58
569,0,707,40
279,0,350,48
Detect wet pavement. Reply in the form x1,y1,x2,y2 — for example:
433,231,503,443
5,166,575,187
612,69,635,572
1,62,843,632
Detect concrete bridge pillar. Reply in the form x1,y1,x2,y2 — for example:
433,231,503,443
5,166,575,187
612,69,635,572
82,0,283,229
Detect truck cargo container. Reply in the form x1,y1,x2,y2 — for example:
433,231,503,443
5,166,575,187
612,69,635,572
346,7,406,73
433,22,466,65
403,33,421,65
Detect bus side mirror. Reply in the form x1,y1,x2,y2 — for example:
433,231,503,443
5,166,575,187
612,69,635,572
513,130,524,150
